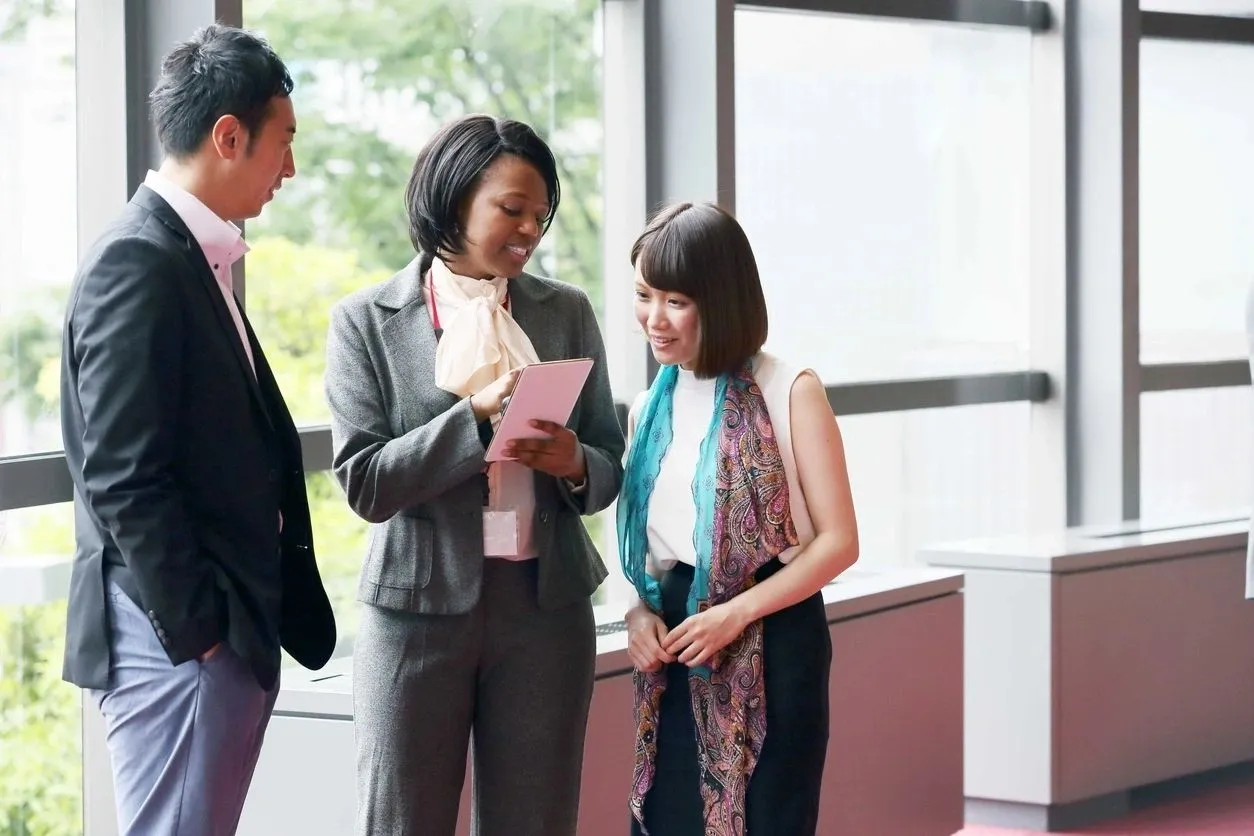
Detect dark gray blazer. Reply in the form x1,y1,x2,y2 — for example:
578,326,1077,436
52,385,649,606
325,255,625,613
60,186,335,692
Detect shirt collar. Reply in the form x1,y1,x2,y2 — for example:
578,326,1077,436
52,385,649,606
143,170,250,275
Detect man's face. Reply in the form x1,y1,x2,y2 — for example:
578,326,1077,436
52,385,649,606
229,95,296,220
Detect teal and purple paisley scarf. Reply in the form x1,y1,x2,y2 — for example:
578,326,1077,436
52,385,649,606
617,359,798,835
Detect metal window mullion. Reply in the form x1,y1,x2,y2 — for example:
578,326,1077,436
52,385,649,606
825,372,1050,416
641,0,735,385
645,0,735,213
1141,12,1254,45
1065,0,1141,526
1140,361,1251,392
734,0,1052,32
1026,0,1069,531
76,0,130,826
602,0,650,401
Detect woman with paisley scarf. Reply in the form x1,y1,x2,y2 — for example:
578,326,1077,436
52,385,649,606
619,202,859,835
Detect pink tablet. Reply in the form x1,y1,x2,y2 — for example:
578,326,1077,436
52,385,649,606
484,358,595,463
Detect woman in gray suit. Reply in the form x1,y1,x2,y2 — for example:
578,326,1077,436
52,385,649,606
324,114,624,836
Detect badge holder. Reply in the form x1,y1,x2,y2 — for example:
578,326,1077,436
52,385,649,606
483,509,521,556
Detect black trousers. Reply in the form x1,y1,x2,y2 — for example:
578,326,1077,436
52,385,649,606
631,560,832,836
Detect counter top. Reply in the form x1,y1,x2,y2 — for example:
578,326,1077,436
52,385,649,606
273,565,963,720
921,516,1247,574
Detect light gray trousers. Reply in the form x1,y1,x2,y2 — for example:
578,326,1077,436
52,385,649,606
91,582,277,836
353,559,596,836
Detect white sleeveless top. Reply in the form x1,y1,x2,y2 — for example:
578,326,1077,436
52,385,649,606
628,353,816,575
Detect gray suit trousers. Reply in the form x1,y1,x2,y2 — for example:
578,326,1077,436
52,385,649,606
354,559,595,836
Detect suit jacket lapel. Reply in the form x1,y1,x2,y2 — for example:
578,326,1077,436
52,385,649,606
133,187,275,430
239,311,278,432
197,271,274,431
377,259,460,433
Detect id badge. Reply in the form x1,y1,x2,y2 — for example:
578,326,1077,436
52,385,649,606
483,510,521,556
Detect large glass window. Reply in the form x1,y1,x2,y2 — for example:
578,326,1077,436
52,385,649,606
0,1,77,457
245,0,607,630
0,502,79,835
735,9,1032,383
1140,38,1254,363
1140,387,1252,521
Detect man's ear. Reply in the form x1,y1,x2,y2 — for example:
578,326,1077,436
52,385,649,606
210,114,246,160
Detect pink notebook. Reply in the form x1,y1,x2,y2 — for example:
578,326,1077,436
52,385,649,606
484,358,595,463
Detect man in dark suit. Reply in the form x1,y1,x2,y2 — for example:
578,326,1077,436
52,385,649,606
59,24,335,835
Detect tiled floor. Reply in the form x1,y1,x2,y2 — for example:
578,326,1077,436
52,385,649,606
954,775,1254,836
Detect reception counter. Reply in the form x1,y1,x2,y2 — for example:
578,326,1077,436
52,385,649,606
923,518,1254,831
236,566,965,836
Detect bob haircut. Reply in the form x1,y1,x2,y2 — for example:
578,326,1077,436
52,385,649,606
405,114,561,258
630,202,768,379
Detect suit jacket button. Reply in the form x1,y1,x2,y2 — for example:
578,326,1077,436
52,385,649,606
147,610,157,620
540,511,551,524
157,628,168,640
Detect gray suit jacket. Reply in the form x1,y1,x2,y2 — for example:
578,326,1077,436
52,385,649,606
325,255,625,613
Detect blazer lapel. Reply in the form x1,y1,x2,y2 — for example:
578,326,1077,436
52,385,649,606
134,187,275,430
239,311,278,431
377,259,460,432
194,266,275,430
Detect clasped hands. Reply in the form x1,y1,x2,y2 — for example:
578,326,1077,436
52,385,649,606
470,368,585,482
625,598,751,673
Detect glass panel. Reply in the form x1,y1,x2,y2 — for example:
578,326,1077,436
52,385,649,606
735,10,1032,383
0,502,81,835
1141,39,1254,363
1140,387,1253,521
840,402,1033,566
0,2,77,456
246,0,605,425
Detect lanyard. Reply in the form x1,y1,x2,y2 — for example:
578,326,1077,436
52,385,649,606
427,270,509,331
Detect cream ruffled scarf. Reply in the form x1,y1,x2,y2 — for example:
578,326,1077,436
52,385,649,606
430,257,539,397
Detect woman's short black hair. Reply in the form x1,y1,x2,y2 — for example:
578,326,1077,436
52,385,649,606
405,114,561,257
630,202,769,379
148,24,293,159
